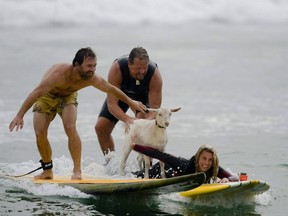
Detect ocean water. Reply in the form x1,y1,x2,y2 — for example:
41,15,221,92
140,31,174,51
0,1,288,215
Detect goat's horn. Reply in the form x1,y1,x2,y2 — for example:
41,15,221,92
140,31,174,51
171,107,181,112
146,108,158,112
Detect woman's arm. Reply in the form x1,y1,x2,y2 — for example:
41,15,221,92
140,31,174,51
132,144,183,169
218,166,239,182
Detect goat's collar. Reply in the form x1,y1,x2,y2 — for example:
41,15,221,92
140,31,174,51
155,120,166,129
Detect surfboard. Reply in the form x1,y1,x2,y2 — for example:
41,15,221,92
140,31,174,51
32,172,206,195
179,180,270,198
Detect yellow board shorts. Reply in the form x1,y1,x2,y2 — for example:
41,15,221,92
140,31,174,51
33,92,78,121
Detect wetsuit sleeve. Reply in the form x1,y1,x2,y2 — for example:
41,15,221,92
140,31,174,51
133,144,183,168
183,156,196,175
218,166,239,182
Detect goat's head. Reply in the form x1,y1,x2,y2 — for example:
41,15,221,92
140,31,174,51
147,107,181,128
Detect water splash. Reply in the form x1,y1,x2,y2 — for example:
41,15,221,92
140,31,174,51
1,0,288,27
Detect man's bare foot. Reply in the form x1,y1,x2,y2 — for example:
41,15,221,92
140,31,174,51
34,170,53,179
71,171,82,180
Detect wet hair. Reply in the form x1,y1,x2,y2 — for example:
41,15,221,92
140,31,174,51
128,47,149,64
195,144,219,181
72,47,96,66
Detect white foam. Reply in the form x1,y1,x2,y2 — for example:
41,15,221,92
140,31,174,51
160,190,272,208
1,0,288,27
0,155,142,197
21,179,91,198
254,190,273,206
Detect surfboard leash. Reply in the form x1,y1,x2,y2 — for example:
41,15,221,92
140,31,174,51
6,166,43,178
5,159,53,178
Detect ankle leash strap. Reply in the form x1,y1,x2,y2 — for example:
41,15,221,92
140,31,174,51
39,159,53,170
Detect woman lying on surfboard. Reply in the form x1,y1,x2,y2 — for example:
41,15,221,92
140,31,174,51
132,144,239,183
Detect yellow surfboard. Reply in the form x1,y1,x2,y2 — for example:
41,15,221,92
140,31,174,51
179,180,270,198
32,172,206,195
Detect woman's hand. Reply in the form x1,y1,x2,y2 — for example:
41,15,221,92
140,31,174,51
219,178,230,183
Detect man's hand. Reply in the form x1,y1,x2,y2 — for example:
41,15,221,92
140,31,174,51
124,117,134,134
9,116,24,132
130,100,146,114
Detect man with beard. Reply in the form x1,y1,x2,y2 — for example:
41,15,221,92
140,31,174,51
95,47,163,159
9,47,146,180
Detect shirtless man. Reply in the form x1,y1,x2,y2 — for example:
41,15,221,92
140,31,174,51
95,47,163,157
9,47,146,180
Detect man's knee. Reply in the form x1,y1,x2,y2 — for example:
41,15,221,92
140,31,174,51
63,123,77,136
95,118,114,136
95,122,109,136
35,127,48,139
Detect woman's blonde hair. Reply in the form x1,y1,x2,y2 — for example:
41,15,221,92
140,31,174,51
195,144,219,182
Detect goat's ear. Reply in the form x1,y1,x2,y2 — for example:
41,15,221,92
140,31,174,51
146,108,158,112
171,107,181,112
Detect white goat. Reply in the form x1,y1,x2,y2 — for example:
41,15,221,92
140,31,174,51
120,107,181,178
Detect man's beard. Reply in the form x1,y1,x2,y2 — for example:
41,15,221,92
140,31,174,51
80,71,94,80
135,73,145,81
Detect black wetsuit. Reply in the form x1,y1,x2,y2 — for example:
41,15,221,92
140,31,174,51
133,144,237,183
98,56,157,123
